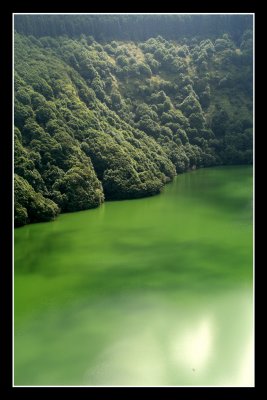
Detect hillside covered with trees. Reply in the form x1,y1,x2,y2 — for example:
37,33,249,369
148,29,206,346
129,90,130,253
14,15,253,227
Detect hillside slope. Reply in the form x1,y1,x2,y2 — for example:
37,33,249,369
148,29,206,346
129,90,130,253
14,28,253,226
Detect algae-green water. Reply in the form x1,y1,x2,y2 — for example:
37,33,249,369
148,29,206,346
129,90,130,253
14,166,254,386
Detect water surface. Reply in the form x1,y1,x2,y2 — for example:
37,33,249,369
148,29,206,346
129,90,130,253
14,166,253,386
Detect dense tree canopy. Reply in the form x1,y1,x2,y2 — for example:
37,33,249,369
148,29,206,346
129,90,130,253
14,15,253,226
14,14,252,43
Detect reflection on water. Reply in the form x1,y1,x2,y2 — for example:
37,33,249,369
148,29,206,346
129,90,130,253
172,316,213,372
83,292,253,386
14,166,253,386
237,339,254,387
14,288,254,387
78,290,253,386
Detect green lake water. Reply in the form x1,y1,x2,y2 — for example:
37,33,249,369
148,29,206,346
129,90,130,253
14,166,254,386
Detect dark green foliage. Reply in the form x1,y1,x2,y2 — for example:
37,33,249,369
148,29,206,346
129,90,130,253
35,105,56,125
14,15,252,43
14,16,253,226
52,166,104,211
14,174,59,226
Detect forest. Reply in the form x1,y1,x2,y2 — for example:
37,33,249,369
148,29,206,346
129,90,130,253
14,15,253,227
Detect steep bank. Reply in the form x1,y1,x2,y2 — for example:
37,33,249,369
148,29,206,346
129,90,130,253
14,16,253,226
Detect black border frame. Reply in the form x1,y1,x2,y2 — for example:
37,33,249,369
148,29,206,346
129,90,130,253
2,3,257,398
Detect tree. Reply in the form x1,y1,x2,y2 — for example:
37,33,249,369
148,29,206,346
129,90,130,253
14,174,59,226
52,166,104,211
35,105,55,125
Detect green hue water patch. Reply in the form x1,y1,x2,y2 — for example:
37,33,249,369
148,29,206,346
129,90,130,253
14,166,253,386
